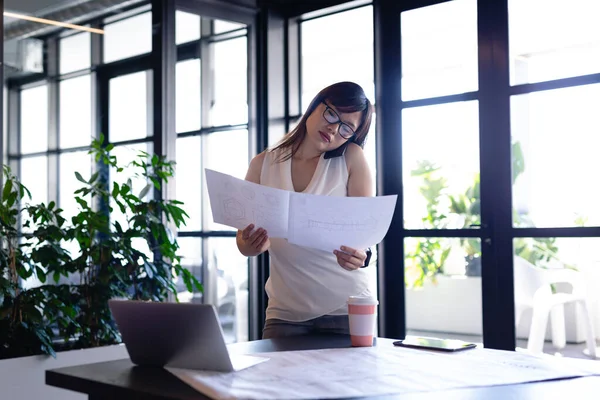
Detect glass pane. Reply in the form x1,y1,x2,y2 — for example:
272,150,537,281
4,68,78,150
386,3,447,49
208,237,249,343
59,151,92,222
210,37,247,126
203,130,248,231
513,237,600,358
176,10,201,44
301,6,374,110
60,75,92,148
405,237,483,342
176,237,203,304
176,59,201,133
402,101,480,229
213,19,245,34
109,71,149,142
109,143,153,231
20,85,48,154
511,85,600,228
20,156,48,207
104,12,152,63
509,0,600,85
59,32,90,74
401,0,478,101
176,136,202,231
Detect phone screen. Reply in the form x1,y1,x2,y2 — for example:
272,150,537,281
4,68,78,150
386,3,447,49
393,336,477,352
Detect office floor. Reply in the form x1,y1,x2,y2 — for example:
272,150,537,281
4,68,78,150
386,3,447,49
408,329,600,361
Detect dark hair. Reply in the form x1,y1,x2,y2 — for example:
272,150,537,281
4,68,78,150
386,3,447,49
271,81,373,162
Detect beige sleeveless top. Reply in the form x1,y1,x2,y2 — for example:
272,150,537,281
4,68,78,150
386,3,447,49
260,148,371,322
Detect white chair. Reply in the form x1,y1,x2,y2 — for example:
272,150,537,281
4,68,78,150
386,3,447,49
514,256,596,357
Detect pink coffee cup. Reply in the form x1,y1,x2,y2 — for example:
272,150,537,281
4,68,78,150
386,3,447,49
347,295,379,347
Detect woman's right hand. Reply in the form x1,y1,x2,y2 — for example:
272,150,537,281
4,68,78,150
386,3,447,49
236,224,270,257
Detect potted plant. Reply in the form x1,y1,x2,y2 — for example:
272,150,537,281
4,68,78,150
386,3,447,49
404,160,452,289
0,138,202,399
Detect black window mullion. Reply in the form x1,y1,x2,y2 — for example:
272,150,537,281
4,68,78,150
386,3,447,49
477,0,515,351
397,0,451,13
374,0,404,339
47,37,60,205
514,227,600,238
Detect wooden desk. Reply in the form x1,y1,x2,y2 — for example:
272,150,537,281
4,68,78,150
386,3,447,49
46,335,600,400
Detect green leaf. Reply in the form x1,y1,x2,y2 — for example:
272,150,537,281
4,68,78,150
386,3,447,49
138,184,151,199
74,172,87,184
89,171,100,183
2,179,13,201
6,191,18,208
36,266,47,283
112,182,120,199
75,197,88,210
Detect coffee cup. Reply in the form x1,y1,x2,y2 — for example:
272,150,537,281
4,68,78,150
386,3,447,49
347,295,378,347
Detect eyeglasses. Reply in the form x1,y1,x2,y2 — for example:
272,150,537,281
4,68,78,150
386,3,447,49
322,102,356,140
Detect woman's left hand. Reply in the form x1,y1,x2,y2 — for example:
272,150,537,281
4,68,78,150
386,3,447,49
333,246,367,271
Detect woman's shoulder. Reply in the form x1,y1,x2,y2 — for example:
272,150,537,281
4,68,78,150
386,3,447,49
343,142,367,166
246,151,268,184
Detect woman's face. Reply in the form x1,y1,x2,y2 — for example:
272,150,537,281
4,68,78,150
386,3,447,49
304,101,363,153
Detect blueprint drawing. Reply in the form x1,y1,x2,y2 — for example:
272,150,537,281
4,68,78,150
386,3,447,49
205,169,397,252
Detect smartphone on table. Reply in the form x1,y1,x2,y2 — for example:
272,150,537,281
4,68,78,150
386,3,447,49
393,336,477,352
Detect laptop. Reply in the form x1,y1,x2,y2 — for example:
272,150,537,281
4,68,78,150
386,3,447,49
108,299,269,372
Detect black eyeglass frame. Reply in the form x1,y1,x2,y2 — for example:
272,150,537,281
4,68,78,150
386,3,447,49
321,102,356,140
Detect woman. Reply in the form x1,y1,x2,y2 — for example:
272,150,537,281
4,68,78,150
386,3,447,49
236,81,375,338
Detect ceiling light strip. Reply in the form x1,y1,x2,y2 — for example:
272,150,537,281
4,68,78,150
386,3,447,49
3,11,104,34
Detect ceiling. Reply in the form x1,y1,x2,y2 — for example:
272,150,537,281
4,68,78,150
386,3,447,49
4,0,80,26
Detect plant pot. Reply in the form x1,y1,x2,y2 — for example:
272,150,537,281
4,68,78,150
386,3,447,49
406,275,483,336
0,344,128,400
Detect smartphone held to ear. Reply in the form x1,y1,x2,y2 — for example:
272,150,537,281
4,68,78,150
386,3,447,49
393,336,477,352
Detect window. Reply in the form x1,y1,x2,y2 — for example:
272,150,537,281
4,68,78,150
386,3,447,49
401,0,478,101
402,101,480,230
176,59,201,133
202,129,249,231
405,237,482,333
210,36,248,127
20,156,48,207
20,85,48,154
400,0,482,345
59,151,91,221
511,85,600,228
176,10,201,44
213,19,245,34
207,237,249,343
109,143,153,231
176,136,202,231
60,75,92,148
174,14,249,342
508,0,600,85
104,11,152,63
59,32,91,74
301,6,374,110
109,71,150,142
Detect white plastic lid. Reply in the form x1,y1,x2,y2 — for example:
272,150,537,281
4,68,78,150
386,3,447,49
347,295,379,306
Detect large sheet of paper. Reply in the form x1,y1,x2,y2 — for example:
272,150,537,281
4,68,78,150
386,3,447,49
205,169,397,252
167,345,600,400
205,169,290,238
287,192,397,252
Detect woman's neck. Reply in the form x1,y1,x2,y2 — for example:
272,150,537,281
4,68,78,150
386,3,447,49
293,141,322,161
